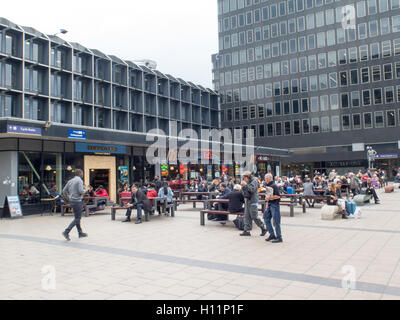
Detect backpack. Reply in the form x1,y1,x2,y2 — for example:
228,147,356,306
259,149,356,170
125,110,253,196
233,215,245,230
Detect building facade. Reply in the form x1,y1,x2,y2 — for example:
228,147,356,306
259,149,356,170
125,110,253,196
0,17,227,213
215,0,400,177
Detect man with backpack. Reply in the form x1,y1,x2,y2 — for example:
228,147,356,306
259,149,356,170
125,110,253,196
239,171,267,237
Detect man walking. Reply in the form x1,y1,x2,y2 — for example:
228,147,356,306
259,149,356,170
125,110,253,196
240,171,267,237
263,173,283,243
62,169,88,241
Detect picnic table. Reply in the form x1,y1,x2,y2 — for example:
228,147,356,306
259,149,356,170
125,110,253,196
259,193,305,217
111,196,175,221
206,198,267,212
174,191,219,210
40,197,57,216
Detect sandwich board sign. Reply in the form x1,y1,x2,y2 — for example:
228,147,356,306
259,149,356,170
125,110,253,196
1,196,23,219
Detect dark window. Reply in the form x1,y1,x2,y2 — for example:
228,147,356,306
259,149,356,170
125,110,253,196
293,100,300,114
276,122,282,136
341,93,349,108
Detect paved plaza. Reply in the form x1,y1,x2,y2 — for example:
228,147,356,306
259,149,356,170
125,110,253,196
1,187,400,300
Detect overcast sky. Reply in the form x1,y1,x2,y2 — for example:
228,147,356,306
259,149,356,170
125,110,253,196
2,0,218,88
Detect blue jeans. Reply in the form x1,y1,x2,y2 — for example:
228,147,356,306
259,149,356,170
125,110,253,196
263,202,282,239
126,204,143,220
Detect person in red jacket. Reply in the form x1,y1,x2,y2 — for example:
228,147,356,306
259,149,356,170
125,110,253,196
95,185,109,199
146,184,157,205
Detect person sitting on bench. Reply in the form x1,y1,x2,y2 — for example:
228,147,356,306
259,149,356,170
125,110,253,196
211,183,231,223
324,182,348,219
361,178,380,204
303,178,317,207
197,181,208,200
146,184,158,215
226,184,245,213
122,185,152,224
208,180,220,198
157,182,174,215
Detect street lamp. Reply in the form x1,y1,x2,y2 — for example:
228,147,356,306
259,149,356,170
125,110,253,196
53,29,68,37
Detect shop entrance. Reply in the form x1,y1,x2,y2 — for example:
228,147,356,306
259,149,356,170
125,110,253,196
90,169,110,194
84,155,116,203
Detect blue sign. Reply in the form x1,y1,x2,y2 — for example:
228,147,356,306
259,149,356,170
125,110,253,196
75,143,126,155
68,130,86,140
7,125,42,136
376,154,398,159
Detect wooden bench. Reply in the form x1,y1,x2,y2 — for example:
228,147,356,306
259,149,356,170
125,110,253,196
111,203,175,221
258,194,305,217
111,206,151,222
111,206,126,221
200,210,244,226
61,204,72,216
301,195,329,208
175,199,208,210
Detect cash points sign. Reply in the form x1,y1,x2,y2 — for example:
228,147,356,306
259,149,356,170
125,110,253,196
75,143,126,155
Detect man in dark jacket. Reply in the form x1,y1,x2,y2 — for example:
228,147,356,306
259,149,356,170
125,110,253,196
362,178,380,204
212,183,231,222
197,181,208,200
240,171,267,237
154,175,162,192
123,185,152,224
223,184,245,213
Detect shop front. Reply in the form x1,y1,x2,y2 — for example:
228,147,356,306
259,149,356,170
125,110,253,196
282,160,369,178
0,137,155,215
255,155,281,178
375,154,399,179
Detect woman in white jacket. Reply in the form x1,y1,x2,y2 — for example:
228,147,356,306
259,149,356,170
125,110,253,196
157,183,174,215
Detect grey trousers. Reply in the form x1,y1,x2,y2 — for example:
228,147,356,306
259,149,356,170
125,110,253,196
244,202,265,231
65,200,83,234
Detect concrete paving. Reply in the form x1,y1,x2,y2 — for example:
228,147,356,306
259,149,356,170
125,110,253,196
1,186,400,300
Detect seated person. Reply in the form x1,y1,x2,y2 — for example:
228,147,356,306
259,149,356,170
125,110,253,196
157,183,174,215
94,185,109,210
30,183,40,195
313,176,324,191
146,184,158,214
49,185,64,209
324,182,348,219
95,185,109,199
197,181,208,200
208,179,220,198
123,185,152,224
361,178,380,204
225,184,245,213
211,183,231,222
227,178,235,191
303,178,316,196
29,183,40,203
86,185,95,198
20,185,32,202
